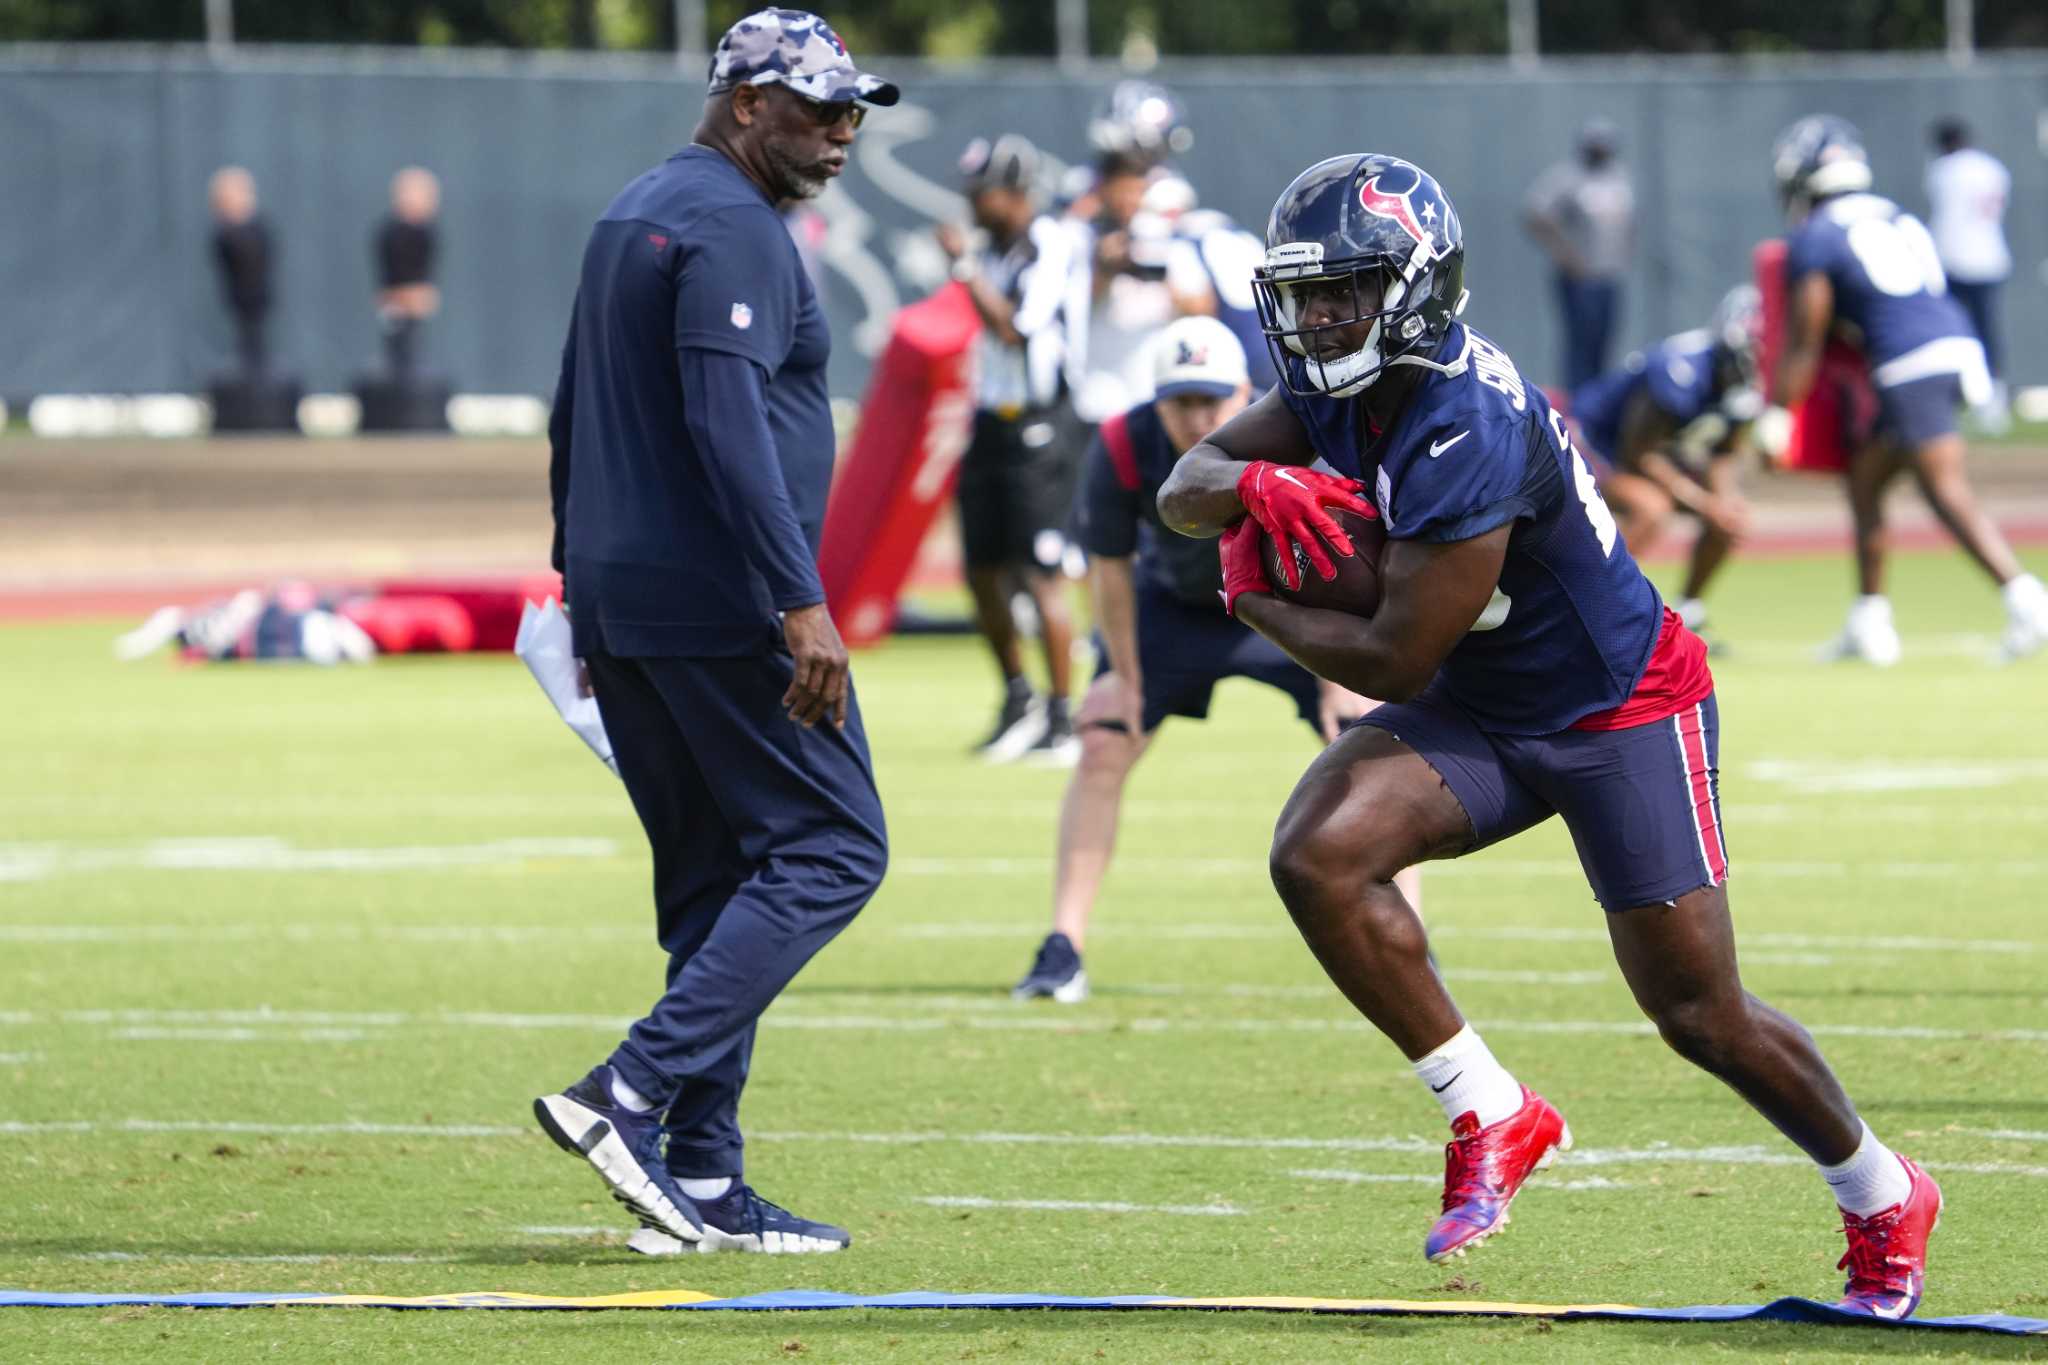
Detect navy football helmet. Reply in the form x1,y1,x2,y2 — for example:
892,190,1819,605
1088,80,1192,164
1708,283,1765,420
1772,115,1872,216
1252,154,1467,397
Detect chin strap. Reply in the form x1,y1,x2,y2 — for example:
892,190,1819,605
1386,323,1473,379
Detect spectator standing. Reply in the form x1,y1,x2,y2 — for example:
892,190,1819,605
375,167,442,379
1925,118,2012,430
209,167,272,377
1524,118,1635,390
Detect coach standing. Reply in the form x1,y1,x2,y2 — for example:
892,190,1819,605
534,9,895,1256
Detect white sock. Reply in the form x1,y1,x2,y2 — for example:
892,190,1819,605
1850,593,1892,624
608,1073,658,1113
678,1176,734,1201
2002,573,2046,614
1820,1121,1912,1216
1412,1025,1523,1128
1676,597,1708,631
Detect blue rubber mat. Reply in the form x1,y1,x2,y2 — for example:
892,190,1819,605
2,1287,2043,1332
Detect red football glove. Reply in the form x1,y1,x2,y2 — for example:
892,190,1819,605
1235,461,1375,590
1217,517,1272,619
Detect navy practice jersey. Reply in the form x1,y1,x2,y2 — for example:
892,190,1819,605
1568,328,1721,463
1278,324,1664,735
1074,398,1222,606
1783,193,1974,374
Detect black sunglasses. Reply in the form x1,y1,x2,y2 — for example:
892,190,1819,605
784,87,865,130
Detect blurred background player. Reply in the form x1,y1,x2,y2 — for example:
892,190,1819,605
1771,115,2048,664
1070,81,1190,423
1012,316,1411,1003
375,166,442,380
1523,118,1635,391
1924,117,2012,433
937,134,1087,763
1138,176,1281,393
1567,284,1764,643
208,166,272,377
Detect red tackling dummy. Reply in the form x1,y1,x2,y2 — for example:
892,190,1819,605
1755,238,1876,474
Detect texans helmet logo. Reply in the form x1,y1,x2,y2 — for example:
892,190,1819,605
1358,167,1448,259
1175,339,1209,366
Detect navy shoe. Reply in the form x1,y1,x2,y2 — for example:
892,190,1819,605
1011,931,1088,1003
533,1065,704,1245
627,1183,850,1255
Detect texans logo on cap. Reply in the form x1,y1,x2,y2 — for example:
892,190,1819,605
1175,339,1209,366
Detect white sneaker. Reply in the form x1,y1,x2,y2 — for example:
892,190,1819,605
2001,581,2048,662
1820,597,1902,668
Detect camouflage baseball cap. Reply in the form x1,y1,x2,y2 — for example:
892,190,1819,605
708,9,899,107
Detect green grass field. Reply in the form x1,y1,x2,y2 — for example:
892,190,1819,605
3,548,2047,1363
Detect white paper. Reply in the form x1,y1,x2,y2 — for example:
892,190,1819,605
514,598,620,778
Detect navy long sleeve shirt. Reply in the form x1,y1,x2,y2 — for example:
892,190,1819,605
549,144,835,657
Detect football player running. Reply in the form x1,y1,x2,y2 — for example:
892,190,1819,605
1158,153,1940,1316
1566,284,1765,643
1772,115,2048,664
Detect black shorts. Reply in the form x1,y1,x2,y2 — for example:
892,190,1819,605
956,408,1086,573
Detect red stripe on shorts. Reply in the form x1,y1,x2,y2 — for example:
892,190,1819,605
1674,703,1728,883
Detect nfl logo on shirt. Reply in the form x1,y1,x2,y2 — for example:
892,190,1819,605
730,301,754,330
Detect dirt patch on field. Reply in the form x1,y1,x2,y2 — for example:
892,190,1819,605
4,435,2048,616
0,437,551,594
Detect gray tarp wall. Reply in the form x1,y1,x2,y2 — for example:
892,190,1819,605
1,47,2043,401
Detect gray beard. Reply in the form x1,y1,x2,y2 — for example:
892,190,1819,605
764,141,827,201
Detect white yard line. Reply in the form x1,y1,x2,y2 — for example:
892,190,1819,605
890,857,2048,880
0,1120,525,1138
107,1026,371,1044
70,1251,444,1265
0,837,618,884
5,1007,2041,1046
915,1196,1244,1217
1747,757,2048,794
1959,1128,2048,1144
8,1120,2046,1181
1289,1169,1630,1191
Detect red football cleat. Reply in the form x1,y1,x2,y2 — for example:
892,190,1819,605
1835,1155,1942,1320
1424,1085,1572,1262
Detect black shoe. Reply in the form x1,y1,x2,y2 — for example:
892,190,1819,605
976,685,1046,763
1012,932,1088,1003
1022,699,1079,767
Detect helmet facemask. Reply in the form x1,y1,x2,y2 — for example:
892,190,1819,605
1255,246,1437,398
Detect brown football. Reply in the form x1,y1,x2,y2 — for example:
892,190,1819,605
1259,506,1386,617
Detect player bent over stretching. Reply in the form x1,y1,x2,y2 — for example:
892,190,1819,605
1157,153,1940,1316
1012,315,1418,1003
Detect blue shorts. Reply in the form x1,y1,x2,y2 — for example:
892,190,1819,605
1359,689,1729,911
1093,587,1320,735
1875,373,1962,448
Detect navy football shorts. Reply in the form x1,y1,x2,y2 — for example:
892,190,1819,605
1091,589,1320,735
1359,688,1729,911
1874,372,1963,449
